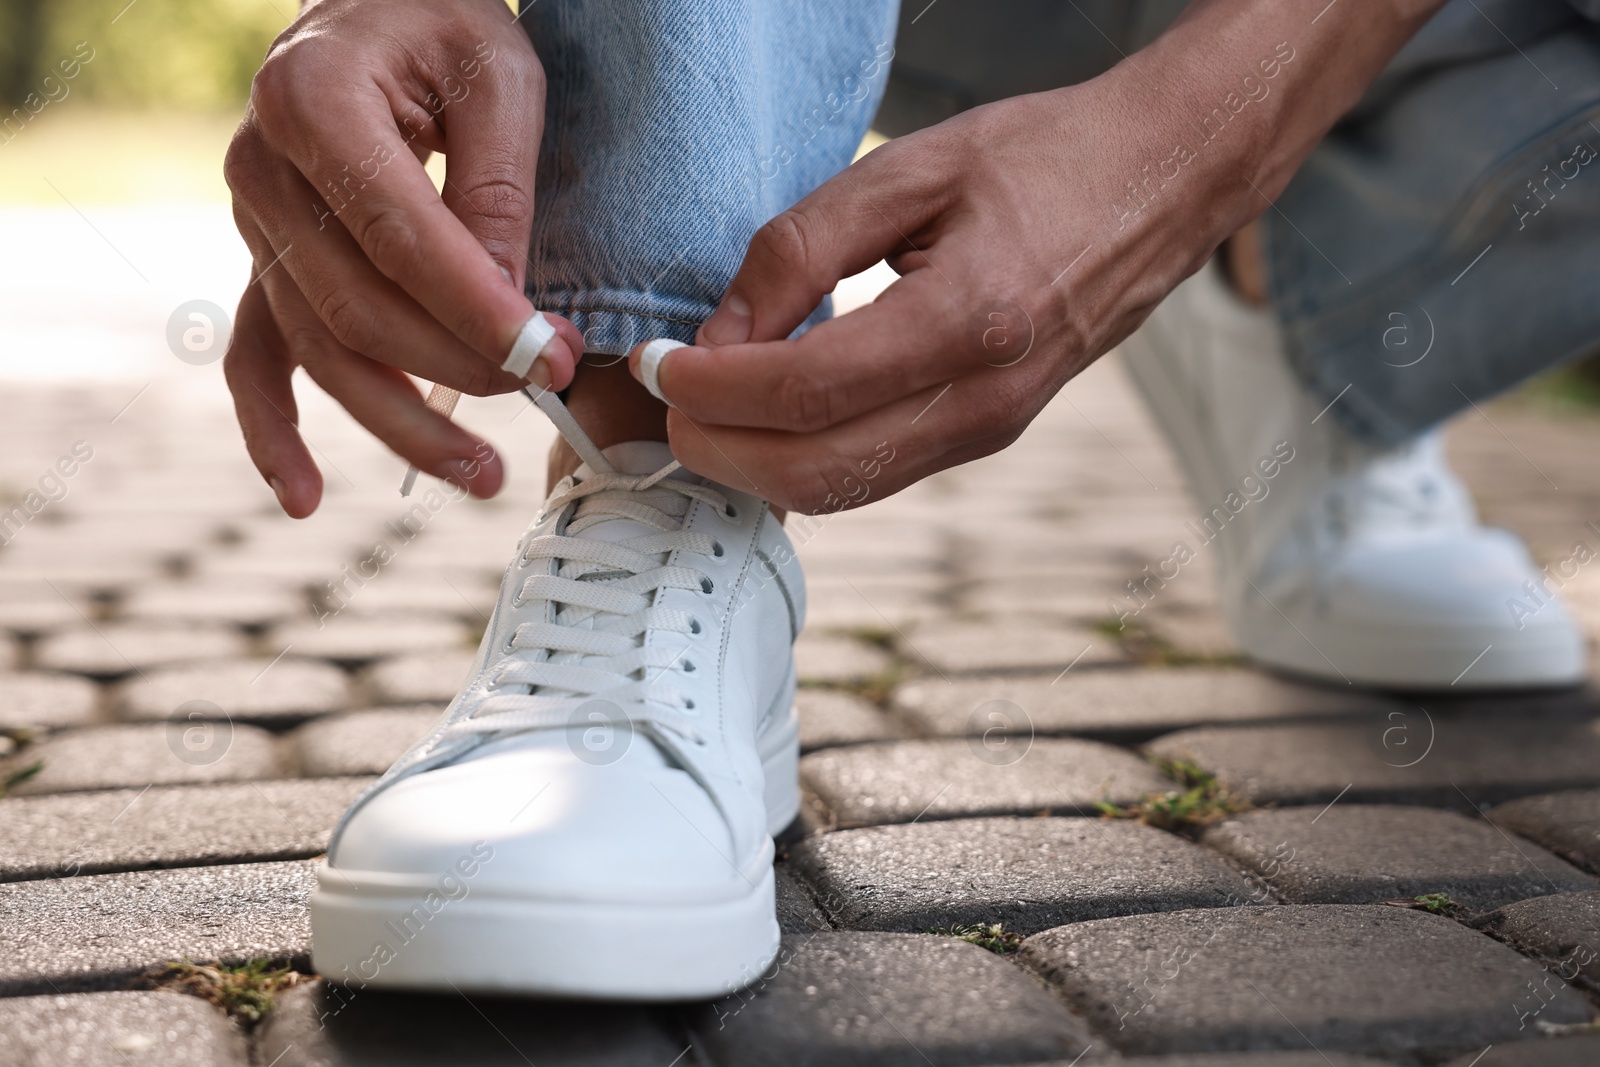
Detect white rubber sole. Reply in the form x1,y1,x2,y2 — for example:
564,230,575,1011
1236,601,1586,690
311,669,801,999
310,849,779,1000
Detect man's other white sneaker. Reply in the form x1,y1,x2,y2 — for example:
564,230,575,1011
310,391,804,999
1119,261,1585,690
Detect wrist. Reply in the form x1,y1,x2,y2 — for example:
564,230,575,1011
1097,0,1449,244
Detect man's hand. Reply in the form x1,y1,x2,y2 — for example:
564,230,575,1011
223,0,584,517
634,0,1447,515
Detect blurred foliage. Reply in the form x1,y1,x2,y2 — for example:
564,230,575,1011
1519,351,1600,414
0,0,289,110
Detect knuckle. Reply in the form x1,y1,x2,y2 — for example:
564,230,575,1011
314,288,378,354
282,321,328,371
776,461,843,517
352,206,422,279
770,369,837,433
751,210,813,272
453,172,531,229
454,360,500,398
249,42,312,130
222,131,268,202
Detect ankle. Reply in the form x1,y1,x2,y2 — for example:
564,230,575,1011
542,355,788,523
546,355,668,487
1220,219,1270,307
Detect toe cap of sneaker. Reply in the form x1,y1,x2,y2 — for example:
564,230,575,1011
330,747,748,902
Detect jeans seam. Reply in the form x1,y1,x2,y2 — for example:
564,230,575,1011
561,306,707,328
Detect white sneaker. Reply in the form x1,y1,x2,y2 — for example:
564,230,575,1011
1120,260,1585,689
310,390,805,999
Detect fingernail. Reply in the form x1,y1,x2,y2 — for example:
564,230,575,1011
527,353,553,392
498,265,516,286
268,476,288,509
702,292,752,345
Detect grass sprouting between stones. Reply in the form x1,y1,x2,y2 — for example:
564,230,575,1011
0,759,43,798
1090,617,1243,668
931,923,1024,955
799,665,905,708
1095,758,1251,832
1382,893,1462,916
150,959,307,1024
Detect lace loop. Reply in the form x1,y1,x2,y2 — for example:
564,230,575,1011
454,419,733,747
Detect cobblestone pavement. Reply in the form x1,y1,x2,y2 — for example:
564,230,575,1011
4,318,1600,1064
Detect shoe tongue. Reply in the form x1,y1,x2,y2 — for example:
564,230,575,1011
596,440,677,476
568,441,695,547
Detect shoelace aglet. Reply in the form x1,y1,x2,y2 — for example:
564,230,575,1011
399,383,464,496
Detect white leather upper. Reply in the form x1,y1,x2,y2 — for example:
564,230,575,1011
327,420,804,898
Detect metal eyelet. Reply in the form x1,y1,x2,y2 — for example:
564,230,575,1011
723,503,739,520
682,659,696,673
688,617,704,636
700,576,715,595
711,540,725,558
685,698,696,710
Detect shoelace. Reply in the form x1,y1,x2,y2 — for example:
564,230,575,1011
437,387,729,748
1321,433,1460,540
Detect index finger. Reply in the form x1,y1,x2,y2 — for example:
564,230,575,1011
632,270,999,433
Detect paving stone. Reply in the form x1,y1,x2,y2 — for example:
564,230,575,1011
1145,712,1600,808
0,595,92,635
794,633,895,685
801,738,1171,828
1486,889,1600,988
1095,1055,1388,1067
1019,904,1591,1059
119,578,308,628
903,620,1122,675
1443,1034,1600,1065
797,688,902,751
775,863,831,934
1143,609,1241,659
789,816,1254,934
256,979,688,1066
958,575,1127,622
693,931,1091,1067
118,658,353,725
1201,805,1598,912
0,989,249,1066
312,569,497,620
270,616,471,666
33,622,249,677
893,668,1393,742
291,706,440,777
2,722,285,796
0,777,370,881
0,670,101,732
363,649,476,705
803,575,944,630
0,860,315,994
1490,789,1600,873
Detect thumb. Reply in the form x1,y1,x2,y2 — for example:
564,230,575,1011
699,161,932,347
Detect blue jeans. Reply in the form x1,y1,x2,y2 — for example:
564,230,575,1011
1270,0,1600,444
519,0,1600,446
516,0,898,357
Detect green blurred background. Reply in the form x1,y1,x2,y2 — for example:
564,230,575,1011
0,0,289,203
